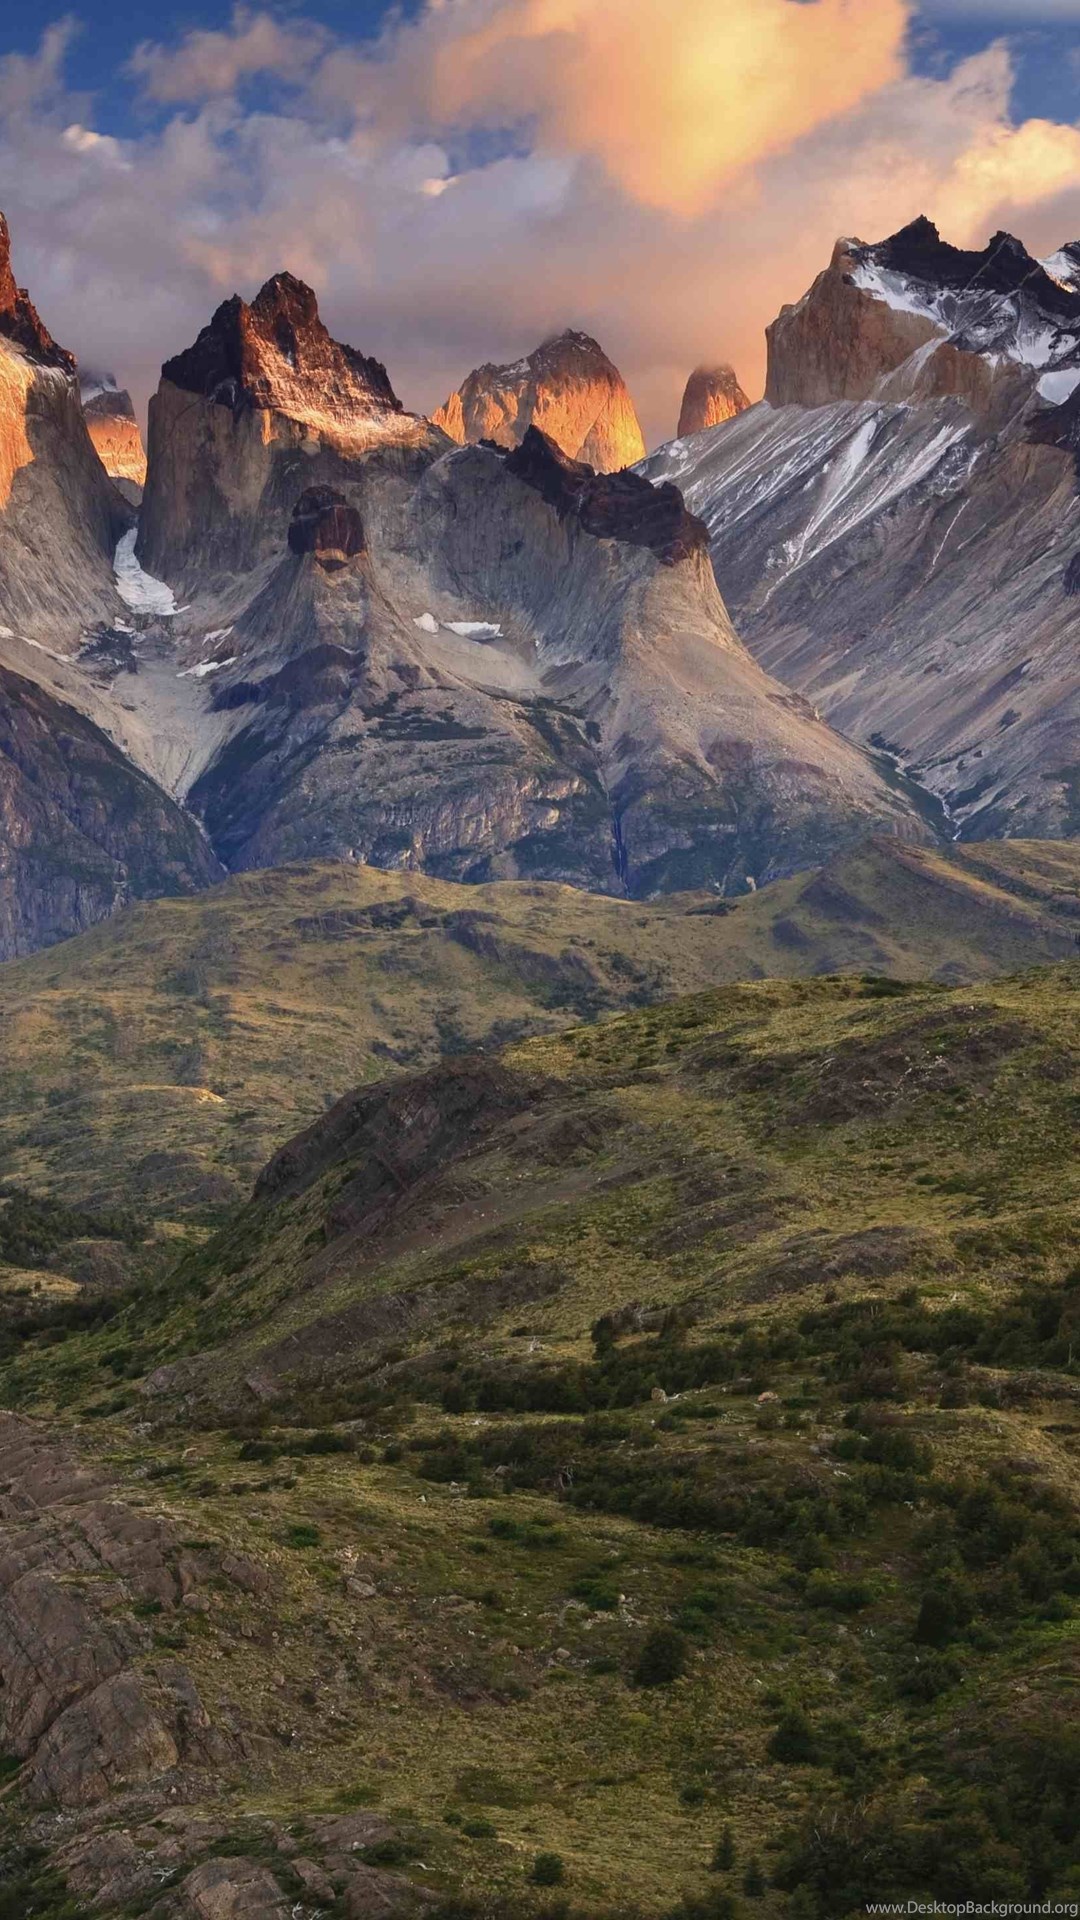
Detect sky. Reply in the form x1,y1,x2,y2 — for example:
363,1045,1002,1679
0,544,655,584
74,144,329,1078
2,0,1080,447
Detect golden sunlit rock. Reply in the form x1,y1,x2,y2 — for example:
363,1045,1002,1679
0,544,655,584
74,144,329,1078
433,330,646,471
677,364,749,437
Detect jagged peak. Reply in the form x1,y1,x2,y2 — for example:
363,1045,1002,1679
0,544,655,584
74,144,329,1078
161,269,402,422
0,212,75,374
433,328,645,471
768,213,1080,410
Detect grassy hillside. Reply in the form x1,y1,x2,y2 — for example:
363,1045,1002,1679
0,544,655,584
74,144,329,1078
5,960,1080,1916
0,836,1077,1243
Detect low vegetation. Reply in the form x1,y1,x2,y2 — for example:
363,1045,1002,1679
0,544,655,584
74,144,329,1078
5,948,1080,1914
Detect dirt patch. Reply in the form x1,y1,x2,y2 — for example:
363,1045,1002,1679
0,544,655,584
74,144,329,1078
645,1162,791,1255
250,1259,570,1392
732,1007,1037,1127
742,1224,936,1302
509,1101,622,1166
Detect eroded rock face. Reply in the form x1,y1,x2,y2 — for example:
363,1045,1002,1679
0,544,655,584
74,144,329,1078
677,365,749,437
765,217,1080,414
80,372,147,494
0,213,74,373
162,271,402,432
0,213,129,649
505,426,708,564
139,271,439,586
184,425,924,895
287,485,366,567
0,1414,234,1807
0,665,221,959
433,328,646,470
765,237,941,409
644,215,1080,843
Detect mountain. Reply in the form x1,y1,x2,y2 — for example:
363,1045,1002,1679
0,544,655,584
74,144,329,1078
109,276,921,899
644,216,1080,845
676,363,749,437
80,372,147,500
0,218,219,957
0,215,130,650
0,235,928,956
432,328,647,470
4,959,1080,1911
3,835,1077,1232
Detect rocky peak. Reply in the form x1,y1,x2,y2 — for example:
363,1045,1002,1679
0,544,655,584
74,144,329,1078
161,270,402,438
433,328,646,471
677,365,749,437
503,425,708,565
767,216,1080,413
0,212,75,373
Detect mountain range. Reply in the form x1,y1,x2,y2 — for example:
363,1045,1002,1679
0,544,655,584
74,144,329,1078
647,217,1080,847
0,214,933,959
5,200,1080,1919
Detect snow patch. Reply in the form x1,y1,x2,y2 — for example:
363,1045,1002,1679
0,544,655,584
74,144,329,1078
1037,367,1080,405
443,620,503,639
113,529,177,616
177,656,237,679
1042,249,1080,293
413,613,439,633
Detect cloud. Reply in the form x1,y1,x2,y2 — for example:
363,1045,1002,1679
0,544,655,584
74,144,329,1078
130,6,330,103
3,1,1080,450
339,0,910,215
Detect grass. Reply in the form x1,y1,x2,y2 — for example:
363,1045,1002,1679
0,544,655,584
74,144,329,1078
6,958,1080,1911
0,836,1079,1252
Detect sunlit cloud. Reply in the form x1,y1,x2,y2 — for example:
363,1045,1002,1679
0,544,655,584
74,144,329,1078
3,1,1080,449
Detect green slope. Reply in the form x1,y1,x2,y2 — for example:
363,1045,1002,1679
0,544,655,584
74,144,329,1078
0,836,1078,1244
5,960,1080,1916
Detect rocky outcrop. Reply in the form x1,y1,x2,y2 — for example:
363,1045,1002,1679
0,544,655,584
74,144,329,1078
80,372,147,497
645,216,1080,842
138,271,440,587
161,272,402,428
0,213,74,373
765,217,1080,415
504,425,708,563
180,420,924,893
765,236,941,409
286,485,366,566
677,365,749,437
0,1412,432,1914
0,214,130,649
433,328,646,470
0,1414,236,1806
0,664,220,958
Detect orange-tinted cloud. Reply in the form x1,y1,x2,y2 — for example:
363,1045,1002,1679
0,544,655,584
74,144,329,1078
332,0,910,216
5,7,1080,451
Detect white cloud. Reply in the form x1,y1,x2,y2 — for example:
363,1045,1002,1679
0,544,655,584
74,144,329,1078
2,4,1080,450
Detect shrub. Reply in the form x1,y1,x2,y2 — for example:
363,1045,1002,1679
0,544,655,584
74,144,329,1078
530,1852,566,1885
767,1709,820,1766
742,1857,766,1897
634,1627,688,1687
282,1523,321,1549
710,1828,736,1872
